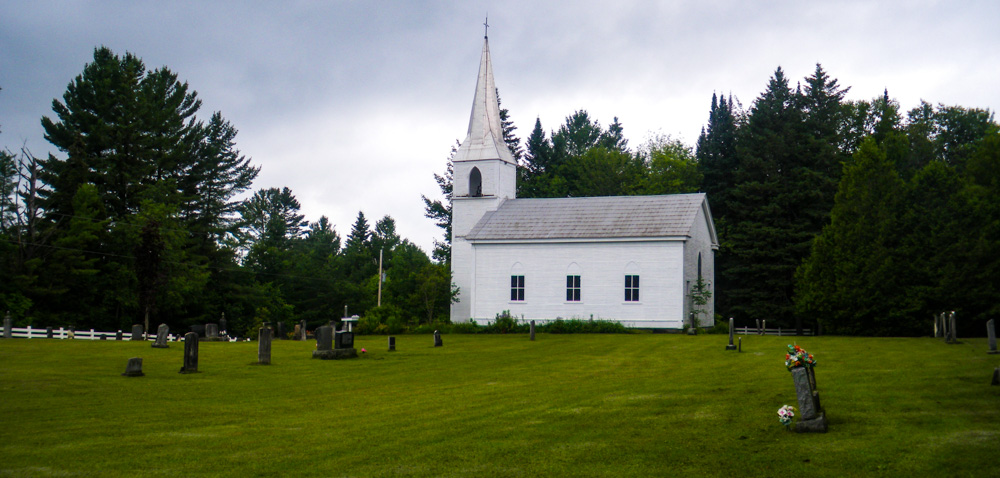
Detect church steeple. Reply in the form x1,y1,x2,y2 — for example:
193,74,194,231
453,34,516,165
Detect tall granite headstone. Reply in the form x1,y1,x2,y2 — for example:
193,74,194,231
151,323,170,348
791,366,827,433
293,323,302,341
987,319,998,354
46,327,53,339
299,320,307,340
725,317,737,350
131,324,143,341
3,311,11,339
179,332,199,373
122,357,144,377
276,321,285,340
947,311,958,343
434,330,443,347
335,330,354,349
258,325,272,365
530,320,536,341
388,336,396,351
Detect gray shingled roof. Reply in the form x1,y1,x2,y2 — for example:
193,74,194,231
465,193,708,241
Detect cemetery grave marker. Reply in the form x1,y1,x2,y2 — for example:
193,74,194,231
151,324,170,348
258,325,272,365
122,358,144,377
3,311,11,339
434,330,443,347
179,332,199,373
312,325,357,359
388,336,396,351
530,320,536,341
785,345,826,433
131,324,143,341
725,317,737,350
986,319,997,355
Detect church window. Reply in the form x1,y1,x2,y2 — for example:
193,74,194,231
469,167,483,197
625,275,640,302
566,275,581,302
510,275,525,301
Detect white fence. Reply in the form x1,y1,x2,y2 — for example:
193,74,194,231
0,325,180,342
737,326,814,336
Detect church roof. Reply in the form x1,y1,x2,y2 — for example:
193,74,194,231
452,36,516,165
465,193,714,241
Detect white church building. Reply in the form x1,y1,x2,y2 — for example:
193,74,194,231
450,35,718,330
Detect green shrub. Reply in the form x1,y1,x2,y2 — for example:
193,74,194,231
450,321,480,334
543,318,629,334
358,305,405,335
482,310,528,334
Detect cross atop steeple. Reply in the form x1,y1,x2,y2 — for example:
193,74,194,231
483,15,489,38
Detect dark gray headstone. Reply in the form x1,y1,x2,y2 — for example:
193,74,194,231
3,312,11,339
434,330,442,347
46,326,53,339
100,334,107,340
219,316,228,335
152,323,170,348
115,330,123,341
388,336,396,351
530,320,536,341
725,317,737,350
276,321,285,339
948,311,957,343
335,330,354,349
180,332,199,373
131,324,143,341
986,319,997,354
122,357,144,377
206,323,219,339
293,323,302,341
992,367,999,386
737,336,742,352
756,319,761,335
791,366,827,433
258,326,272,365
315,325,333,352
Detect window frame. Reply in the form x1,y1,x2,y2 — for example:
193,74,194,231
566,275,581,302
625,274,640,302
510,275,525,302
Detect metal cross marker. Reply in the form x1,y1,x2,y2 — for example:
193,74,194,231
484,16,489,38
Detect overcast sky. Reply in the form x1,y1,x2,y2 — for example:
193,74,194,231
2,1,998,255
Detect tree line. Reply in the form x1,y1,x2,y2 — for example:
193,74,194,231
0,47,453,337
424,65,998,336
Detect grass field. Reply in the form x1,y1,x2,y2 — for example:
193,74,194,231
1,333,998,477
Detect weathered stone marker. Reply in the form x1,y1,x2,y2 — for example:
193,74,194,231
737,336,742,352
205,323,220,341
335,330,354,349
3,311,11,339
293,323,301,341
219,313,228,336
258,325,272,365
388,336,396,351
46,326,53,339
276,321,285,340
992,367,1000,386
725,317,737,350
530,320,536,341
791,366,827,432
122,357,144,377
299,320,308,340
947,311,958,343
151,323,170,348
131,324,143,341
986,319,998,355
756,319,761,335
115,330,123,341
180,332,199,373
434,330,443,347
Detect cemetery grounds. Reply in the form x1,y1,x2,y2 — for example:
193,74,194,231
0,333,998,477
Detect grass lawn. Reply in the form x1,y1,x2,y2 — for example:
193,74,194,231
1,333,998,477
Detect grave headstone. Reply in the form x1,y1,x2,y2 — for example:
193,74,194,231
987,319,998,354
219,314,228,336
530,320,536,341
179,332,199,373
313,325,357,359
737,336,742,352
762,320,766,335
3,311,11,339
67,329,75,340
293,324,302,341
992,367,1000,386
151,323,170,348
131,324,143,341
756,319,761,335
335,330,354,349
121,357,144,377
948,311,958,343
100,334,107,340
725,317,737,350
299,320,307,340
116,330,123,341
258,325,272,365
791,366,827,432
434,330,443,347
276,321,285,340
388,336,396,351
46,326,53,339
205,323,220,341
933,313,941,338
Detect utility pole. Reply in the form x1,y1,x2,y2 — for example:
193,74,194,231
377,248,383,307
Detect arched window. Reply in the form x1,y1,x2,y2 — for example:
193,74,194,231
469,167,483,197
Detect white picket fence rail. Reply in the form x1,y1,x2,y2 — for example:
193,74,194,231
737,326,813,336
0,325,180,342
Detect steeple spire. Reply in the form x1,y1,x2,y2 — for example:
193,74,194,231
453,33,516,165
